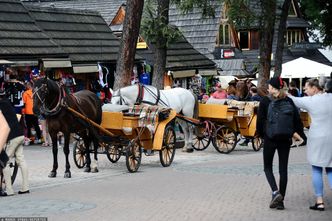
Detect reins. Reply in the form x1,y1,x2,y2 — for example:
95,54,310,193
140,85,168,107
34,80,63,117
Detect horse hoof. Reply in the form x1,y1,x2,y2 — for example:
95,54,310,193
91,168,99,173
64,171,71,178
84,167,91,173
48,171,57,178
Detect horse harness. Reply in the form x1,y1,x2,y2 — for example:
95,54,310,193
136,84,165,106
118,84,169,106
34,81,83,117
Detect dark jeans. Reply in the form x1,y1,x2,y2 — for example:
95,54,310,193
25,114,41,139
263,137,291,198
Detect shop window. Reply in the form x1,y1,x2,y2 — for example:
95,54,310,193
286,29,303,46
216,24,231,46
239,31,249,50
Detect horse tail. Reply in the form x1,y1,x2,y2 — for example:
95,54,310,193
193,93,199,119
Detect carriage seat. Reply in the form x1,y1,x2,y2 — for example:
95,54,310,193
206,97,228,105
125,105,171,132
102,103,130,112
243,101,259,116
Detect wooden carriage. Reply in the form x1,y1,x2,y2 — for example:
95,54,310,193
71,104,177,173
300,111,311,128
190,100,262,154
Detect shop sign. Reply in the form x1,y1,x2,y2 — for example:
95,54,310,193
221,49,235,58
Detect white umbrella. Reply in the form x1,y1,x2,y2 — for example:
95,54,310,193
280,57,332,78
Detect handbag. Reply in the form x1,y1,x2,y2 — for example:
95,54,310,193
0,149,9,169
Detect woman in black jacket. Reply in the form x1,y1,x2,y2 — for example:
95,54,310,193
256,77,302,210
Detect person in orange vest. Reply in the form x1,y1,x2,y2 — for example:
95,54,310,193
22,82,41,144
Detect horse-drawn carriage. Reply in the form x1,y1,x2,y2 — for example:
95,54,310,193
71,104,177,173
182,99,263,154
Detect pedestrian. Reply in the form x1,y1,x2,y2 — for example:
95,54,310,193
211,83,227,99
256,77,302,210
0,111,10,168
22,82,42,144
288,79,332,211
303,78,324,96
249,87,262,102
190,71,202,97
288,81,300,97
0,89,29,196
40,115,51,147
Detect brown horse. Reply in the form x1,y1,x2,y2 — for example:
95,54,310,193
235,79,251,101
33,78,102,178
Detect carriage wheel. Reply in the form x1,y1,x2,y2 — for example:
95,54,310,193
0,161,18,192
73,138,87,169
125,141,142,173
252,136,263,151
212,126,237,154
192,126,211,151
106,145,121,163
159,125,176,167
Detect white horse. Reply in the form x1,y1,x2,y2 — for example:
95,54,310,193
110,84,198,152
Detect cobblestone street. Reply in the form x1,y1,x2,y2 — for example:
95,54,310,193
1,143,331,221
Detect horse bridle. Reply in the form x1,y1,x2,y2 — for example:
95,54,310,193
33,81,63,116
112,88,129,105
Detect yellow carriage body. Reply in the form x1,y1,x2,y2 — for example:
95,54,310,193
198,103,237,129
300,111,311,128
100,108,176,150
198,102,258,137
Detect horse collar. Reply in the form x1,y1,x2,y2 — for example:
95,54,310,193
42,83,63,117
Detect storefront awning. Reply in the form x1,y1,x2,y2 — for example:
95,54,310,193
10,60,39,67
42,58,72,68
73,64,99,74
0,60,38,66
172,70,196,78
219,69,250,76
0,59,13,64
215,59,245,71
199,69,218,76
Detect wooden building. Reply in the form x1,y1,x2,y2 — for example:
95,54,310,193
1,0,123,91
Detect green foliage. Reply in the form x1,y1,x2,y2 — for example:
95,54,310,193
299,0,332,46
172,0,218,17
141,0,182,47
141,0,254,47
226,0,255,29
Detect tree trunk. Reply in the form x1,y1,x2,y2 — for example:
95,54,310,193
114,0,144,90
151,0,170,89
274,0,292,77
258,0,277,90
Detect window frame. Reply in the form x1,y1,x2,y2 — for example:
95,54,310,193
286,29,304,46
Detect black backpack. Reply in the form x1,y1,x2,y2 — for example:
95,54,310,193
266,98,295,140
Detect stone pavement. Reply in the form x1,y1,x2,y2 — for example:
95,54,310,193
0,142,331,221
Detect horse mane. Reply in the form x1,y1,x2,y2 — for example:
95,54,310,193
46,78,59,94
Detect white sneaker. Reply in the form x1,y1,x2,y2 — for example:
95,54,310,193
24,139,31,146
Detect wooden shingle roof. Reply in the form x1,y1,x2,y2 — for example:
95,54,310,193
0,0,66,60
23,0,126,26
169,4,222,60
26,5,121,63
169,0,331,71
138,33,216,71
